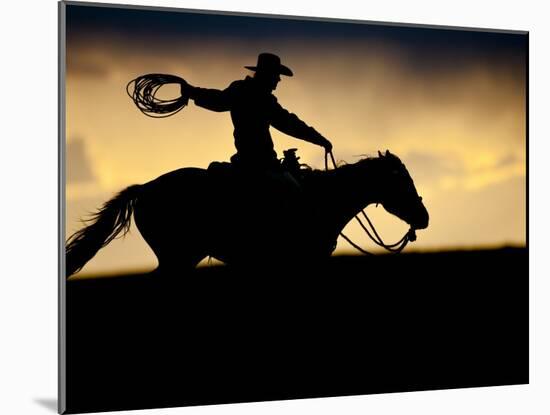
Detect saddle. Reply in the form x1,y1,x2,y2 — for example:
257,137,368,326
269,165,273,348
207,148,307,186
206,150,318,245
207,149,310,210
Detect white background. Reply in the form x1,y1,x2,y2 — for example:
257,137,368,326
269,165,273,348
0,0,547,414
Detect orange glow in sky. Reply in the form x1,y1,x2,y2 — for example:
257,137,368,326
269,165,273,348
65,7,526,275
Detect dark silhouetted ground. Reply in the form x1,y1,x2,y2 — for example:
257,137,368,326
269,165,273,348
65,247,528,414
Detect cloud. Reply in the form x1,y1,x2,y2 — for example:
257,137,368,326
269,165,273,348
66,137,96,184
401,149,525,194
417,175,526,248
67,57,111,79
485,154,523,171
402,151,465,184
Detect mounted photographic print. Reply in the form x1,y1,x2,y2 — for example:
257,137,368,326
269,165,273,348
59,1,528,413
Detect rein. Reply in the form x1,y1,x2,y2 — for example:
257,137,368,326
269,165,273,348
325,150,415,255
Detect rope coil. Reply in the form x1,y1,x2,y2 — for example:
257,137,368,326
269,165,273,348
126,74,189,118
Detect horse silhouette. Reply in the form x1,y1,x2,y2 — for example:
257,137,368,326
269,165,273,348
66,150,429,277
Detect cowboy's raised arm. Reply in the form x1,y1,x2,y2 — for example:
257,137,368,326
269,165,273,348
270,99,332,151
181,80,235,112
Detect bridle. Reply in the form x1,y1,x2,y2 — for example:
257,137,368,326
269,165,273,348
325,150,417,255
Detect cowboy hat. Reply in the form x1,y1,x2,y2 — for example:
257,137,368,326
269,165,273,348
245,53,293,77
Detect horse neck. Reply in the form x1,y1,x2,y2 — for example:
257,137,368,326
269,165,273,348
314,162,384,235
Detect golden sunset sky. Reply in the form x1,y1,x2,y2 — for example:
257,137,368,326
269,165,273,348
64,4,527,275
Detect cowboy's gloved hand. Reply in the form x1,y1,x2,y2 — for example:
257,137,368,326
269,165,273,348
180,80,195,99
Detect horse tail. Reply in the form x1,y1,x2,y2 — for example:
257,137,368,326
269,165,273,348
65,185,142,277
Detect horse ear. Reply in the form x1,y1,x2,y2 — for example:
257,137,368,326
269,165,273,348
378,150,383,158
385,150,391,156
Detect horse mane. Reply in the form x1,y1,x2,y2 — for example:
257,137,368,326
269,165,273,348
305,156,378,178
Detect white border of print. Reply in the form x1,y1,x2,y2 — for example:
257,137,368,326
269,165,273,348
1,0,548,414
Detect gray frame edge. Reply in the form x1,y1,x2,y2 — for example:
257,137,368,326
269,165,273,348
62,0,528,35
58,1,67,413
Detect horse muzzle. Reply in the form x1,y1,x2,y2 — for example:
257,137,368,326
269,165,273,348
411,205,429,230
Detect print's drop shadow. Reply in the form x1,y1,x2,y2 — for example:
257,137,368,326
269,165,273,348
34,398,57,412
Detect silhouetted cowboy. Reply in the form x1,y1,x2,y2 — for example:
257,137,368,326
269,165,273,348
181,53,332,171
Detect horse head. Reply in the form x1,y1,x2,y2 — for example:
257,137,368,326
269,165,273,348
373,150,429,231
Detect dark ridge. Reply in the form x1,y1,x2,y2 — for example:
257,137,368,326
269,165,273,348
65,247,528,413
